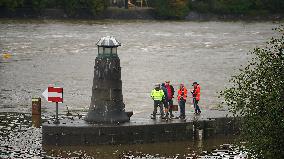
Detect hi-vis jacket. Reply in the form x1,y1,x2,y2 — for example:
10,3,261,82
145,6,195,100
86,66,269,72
193,84,201,101
177,87,187,101
151,89,165,101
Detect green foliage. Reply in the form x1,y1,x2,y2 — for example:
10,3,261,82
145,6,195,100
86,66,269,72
61,0,107,16
261,0,284,13
0,0,23,11
0,0,106,16
62,0,81,16
215,0,253,14
188,0,213,13
153,0,189,19
31,0,48,13
188,0,284,14
220,26,284,158
86,0,107,16
60,0,106,16
44,0,64,8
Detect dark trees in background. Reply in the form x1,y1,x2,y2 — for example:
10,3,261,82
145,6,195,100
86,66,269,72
1,0,284,19
188,0,284,14
0,0,107,16
151,0,189,19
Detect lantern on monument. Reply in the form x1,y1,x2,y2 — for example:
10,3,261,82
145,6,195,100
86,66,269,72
97,36,120,58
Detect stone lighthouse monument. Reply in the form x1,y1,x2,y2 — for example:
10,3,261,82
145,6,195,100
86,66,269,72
85,36,130,123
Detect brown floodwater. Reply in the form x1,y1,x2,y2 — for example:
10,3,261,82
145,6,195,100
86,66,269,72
0,20,279,115
0,19,280,158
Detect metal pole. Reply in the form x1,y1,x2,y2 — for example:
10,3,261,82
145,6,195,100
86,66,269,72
54,102,59,124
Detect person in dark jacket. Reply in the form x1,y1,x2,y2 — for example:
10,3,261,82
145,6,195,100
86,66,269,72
177,83,187,119
161,83,169,118
165,81,175,118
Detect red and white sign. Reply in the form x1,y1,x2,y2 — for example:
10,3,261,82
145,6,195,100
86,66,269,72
42,86,63,103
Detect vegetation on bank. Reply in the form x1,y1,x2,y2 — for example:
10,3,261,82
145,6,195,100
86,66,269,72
0,0,284,19
0,0,107,16
150,0,284,19
149,0,189,19
188,0,284,15
220,26,284,158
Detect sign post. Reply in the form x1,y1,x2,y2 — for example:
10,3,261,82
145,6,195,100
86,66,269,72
42,86,63,124
55,102,59,124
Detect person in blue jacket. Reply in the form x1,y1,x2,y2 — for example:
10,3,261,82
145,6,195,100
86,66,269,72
161,83,169,118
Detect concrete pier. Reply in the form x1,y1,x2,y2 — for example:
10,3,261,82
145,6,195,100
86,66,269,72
42,111,241,146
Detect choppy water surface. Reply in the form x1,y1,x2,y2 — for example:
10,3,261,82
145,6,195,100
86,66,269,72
0,20,279,158
0,20,279,114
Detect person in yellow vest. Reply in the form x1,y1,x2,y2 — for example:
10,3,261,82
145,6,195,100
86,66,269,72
151,84,165,119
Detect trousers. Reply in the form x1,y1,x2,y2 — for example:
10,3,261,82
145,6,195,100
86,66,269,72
153,100,164,116
179,99,186,117
193,98,201,113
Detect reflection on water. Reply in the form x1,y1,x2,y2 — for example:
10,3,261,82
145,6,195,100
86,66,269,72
44,138,247,159
0,112,247,158
0,113,42,158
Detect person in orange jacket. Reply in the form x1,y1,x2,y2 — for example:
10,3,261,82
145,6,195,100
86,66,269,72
177,83,187,119
191,82,201,114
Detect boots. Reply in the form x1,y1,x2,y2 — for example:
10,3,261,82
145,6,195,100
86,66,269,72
151,112,156,119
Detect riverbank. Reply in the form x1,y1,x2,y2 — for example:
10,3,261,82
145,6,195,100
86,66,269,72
1,7,284,21
0,7,156,20
186,11,284,21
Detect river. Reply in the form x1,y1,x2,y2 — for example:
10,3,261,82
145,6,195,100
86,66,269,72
0,19,280,158
0,20,278,115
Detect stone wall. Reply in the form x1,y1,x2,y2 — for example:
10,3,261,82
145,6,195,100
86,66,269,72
42,117,241,146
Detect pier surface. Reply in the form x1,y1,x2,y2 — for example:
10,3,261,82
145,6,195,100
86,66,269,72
42,110,240,146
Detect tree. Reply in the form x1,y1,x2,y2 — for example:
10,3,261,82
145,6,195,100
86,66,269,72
214,0,254,14
153,0,189,19
86,0,107,16
62,0,81,16
61,0,106,17
220,26,284,158
31,0,48,13
0,0,23,11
